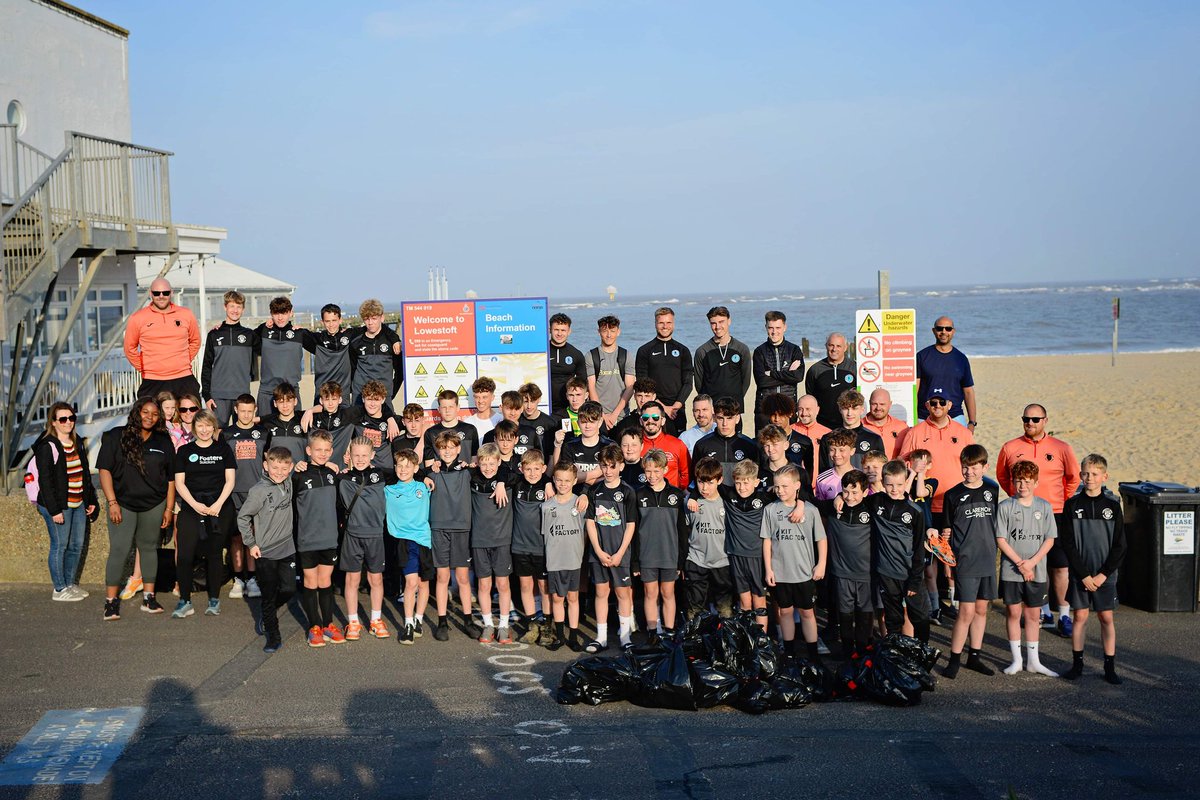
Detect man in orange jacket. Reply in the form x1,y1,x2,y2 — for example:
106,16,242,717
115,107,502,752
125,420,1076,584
124,278,202,400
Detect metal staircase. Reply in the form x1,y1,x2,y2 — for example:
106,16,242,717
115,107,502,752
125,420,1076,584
1,124,178,486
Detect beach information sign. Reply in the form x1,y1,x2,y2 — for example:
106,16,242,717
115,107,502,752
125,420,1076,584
402,297,550,414
854,308,918,424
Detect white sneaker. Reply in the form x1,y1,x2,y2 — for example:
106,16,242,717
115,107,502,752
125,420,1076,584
245,577,262,598
52,588,82,602
229,578,245,599
68,585,89,599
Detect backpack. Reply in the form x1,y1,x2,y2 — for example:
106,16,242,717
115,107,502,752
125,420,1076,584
23,439,60,504
589,347,628,383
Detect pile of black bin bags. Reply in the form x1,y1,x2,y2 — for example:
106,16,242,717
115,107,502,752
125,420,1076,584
557,611,941,713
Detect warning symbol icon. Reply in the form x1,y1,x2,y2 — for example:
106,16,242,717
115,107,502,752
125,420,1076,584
858,315,880,334
414,363,428,376
454,361,468,374
456,385,468,397
415,386,428,399
434,362,448,375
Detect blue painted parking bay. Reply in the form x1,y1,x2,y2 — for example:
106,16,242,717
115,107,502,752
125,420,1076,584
0,707,144,785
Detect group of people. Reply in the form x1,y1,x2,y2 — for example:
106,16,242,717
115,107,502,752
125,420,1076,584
27,284,1125,682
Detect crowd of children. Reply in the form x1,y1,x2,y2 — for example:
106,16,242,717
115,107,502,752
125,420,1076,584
109,293,1128,684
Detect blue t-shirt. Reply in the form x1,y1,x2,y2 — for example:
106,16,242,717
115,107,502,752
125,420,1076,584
916,345,974,419
385,480,431,547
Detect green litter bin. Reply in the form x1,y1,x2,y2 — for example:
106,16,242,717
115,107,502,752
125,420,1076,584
1117,482,1200,612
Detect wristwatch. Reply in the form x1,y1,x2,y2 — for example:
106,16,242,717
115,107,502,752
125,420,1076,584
968,420,978,428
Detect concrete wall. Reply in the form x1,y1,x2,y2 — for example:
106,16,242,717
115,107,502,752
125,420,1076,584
0,492,111,584
0,0,132,155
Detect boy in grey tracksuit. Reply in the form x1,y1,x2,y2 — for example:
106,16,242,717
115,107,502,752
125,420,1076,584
237,447,296,653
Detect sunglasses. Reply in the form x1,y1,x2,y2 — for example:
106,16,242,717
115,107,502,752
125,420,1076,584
180,406,200,413
56,414,77,423
640,413,662,421
151,290,172,297
927,398,949,406
933,326,954,332
1021,416,1044,423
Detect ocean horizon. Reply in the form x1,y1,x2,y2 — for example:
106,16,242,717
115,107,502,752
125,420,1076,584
298,276,1200,359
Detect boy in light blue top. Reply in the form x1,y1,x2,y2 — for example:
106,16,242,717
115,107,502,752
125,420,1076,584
386,448,434,645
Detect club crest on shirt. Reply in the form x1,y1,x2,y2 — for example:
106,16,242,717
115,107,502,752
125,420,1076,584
1102,507,1114,520
237,334,247,343
251,430,261,439
378,343,388,352
844,375,854,383
751,498,763,509
369,473,380,483
1045,453,1054,462
672,349,680,357
565,356,573,365
613,491,624,502
1034,511,1042,520
285,330,295,339
731,354,741,363
859,441,870,451
901,512,913,524
340,336,349,345
983,490,993,502
858,512,871,524
667,494,678,506
790,443,801,452
734,450,745,460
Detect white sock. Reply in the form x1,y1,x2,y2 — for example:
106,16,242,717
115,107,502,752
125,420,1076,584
348,614,359,624
1058,605,1070,619
618,615,633,637
596,623,608,641
370,609,381,622
1004,640,1023,674
1025,642,1059,677
406,616,415,626
948,586,956,603
482,614,494,627
1041,603,1051,616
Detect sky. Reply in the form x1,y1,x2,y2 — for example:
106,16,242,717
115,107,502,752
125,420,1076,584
88,0,1200,305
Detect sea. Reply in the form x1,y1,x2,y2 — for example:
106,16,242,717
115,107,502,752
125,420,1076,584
302,277,1200,358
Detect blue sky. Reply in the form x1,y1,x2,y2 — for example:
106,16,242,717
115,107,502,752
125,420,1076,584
89,1,1200,304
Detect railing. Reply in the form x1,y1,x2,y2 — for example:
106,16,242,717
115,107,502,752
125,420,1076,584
0,124,55,205
1,131,173,304
0,350,139,430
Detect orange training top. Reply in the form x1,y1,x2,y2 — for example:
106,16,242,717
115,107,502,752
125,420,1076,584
862,414,910,459
898,418,974,513
996,434,1080,513
641,432,691,490
124,302,202,380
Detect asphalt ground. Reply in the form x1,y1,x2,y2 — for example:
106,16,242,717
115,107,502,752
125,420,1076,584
1,584,1198,800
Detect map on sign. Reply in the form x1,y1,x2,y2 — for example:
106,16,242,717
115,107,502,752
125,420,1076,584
402,298,551,415
854,308,917,424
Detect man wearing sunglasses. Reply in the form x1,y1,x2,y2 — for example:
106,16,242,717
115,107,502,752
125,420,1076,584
995,404,1081,636
899,391,974,524
916,316,977,430
636,401,690,489
124,277,201,401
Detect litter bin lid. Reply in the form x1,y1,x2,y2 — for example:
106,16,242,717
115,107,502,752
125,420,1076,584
1119,482,1200,504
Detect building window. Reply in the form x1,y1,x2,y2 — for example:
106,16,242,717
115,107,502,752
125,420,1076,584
84,287,125,351
6,100,27,135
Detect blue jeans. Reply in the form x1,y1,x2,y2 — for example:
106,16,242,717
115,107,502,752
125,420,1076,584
37,504,87,591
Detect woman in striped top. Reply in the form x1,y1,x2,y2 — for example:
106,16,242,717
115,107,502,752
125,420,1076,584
33,402,98,601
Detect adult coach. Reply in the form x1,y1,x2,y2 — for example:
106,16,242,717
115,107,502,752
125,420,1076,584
752,310,804,433
804,332,856,431
635,307,693,436
548,313,586,413
996,404,1080,636
125,278,201,400
916,316,977,429
861,387,910,458
693,306,751,416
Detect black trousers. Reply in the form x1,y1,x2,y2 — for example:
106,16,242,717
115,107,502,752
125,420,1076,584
175,504,232,602
257,554,297,641
683,561,733,616
879,575,931,643
137,374,201,402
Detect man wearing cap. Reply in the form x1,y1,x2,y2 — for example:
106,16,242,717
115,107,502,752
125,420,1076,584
861,387,910,458
916,316,977,431
124,277,202,400
996,404,1081,636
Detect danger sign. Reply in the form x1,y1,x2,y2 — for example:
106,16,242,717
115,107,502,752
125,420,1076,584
855,308,917,425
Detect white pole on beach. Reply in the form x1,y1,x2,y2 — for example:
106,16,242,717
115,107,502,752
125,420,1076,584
878,270,890,309
1112,297,1120,367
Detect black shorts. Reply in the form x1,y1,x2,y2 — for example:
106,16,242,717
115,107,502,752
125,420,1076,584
1001,579,1048,607
548,568,581,598
836,577,873,613
298,548,338,570
400,540,435,581
432,528,470,569
1047,516,1069,568
639,566,678,584
771,580,817,610
956,575,997,603
1068,575,1119,612
340,535,385,573
589,561,633,587
730,554,765,598
472,545,512,578
512,552,547,579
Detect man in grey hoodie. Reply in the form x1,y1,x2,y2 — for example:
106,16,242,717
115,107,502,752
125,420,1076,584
237,447,296,653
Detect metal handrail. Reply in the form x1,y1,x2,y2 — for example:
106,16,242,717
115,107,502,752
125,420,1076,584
66,130,174,157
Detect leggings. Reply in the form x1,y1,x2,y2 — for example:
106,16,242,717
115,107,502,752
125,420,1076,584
106,501,167,587
176,504,233,602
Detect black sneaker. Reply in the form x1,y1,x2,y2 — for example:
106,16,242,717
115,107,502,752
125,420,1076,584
141,594,164,614
103,598,121,621
263,638,282,654
433,620,450,641
413,618,424,638
398,623,415,645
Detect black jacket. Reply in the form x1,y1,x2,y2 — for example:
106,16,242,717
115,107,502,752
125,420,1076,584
33,434,98,516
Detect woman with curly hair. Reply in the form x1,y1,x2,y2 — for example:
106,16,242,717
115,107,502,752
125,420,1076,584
97,398,176,621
